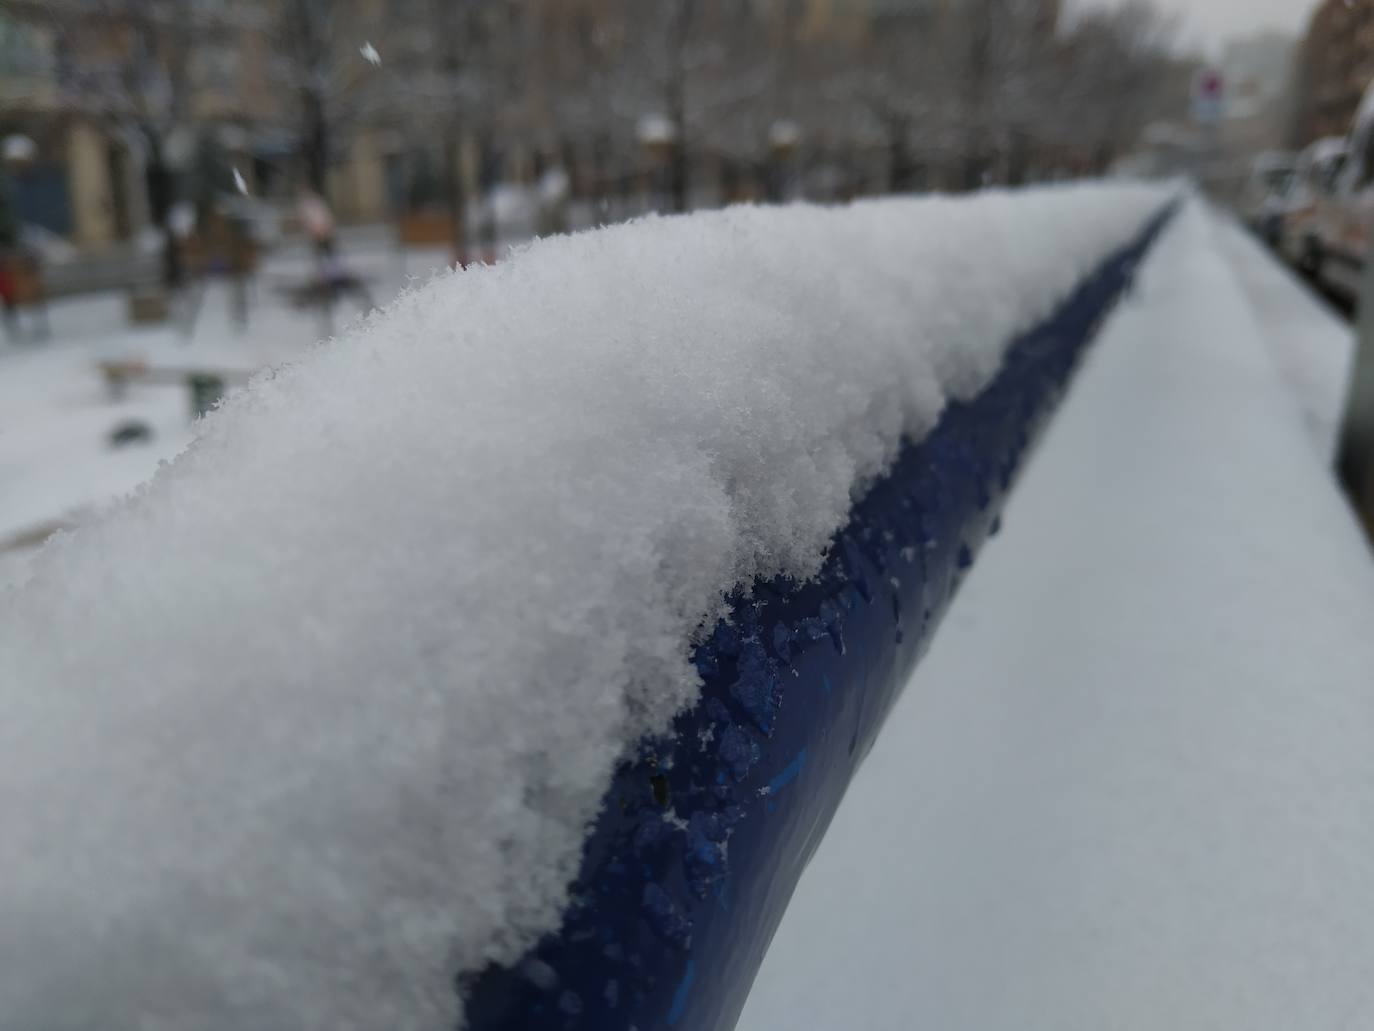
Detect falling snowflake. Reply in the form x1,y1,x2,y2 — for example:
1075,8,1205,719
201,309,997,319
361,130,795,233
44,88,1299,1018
360,42,381,66
232,167,248,196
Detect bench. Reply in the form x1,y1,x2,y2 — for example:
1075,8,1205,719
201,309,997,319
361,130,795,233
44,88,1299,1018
96,360,252,416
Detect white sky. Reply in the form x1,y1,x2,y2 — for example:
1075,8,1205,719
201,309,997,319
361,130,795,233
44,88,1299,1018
1072,0,1317,54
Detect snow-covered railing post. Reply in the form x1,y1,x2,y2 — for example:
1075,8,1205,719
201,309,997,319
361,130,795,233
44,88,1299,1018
461,203,1177,1030
0,186,1175,1031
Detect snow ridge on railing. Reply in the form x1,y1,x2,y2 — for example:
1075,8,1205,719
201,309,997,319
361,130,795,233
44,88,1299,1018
462,203,1176,1031
0,186,1173,1031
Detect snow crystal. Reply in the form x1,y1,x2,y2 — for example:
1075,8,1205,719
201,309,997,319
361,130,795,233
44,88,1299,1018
0,183,1168,1030
740,202,1374,1031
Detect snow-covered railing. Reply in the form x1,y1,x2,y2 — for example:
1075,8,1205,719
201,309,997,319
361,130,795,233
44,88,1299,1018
0,185,1172,1031
461,203,1175,1030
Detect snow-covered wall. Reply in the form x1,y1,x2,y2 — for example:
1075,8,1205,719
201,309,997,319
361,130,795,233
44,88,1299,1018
0,184,1167,1030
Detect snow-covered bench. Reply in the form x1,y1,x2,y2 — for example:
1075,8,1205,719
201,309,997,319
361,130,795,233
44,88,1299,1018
96,359,251,417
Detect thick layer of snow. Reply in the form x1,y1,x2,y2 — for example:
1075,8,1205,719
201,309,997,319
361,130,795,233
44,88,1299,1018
0,184,1167,1031
740,203,1374,1031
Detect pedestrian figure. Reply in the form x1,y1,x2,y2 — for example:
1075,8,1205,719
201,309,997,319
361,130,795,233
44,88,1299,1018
293,187,373,335
296,187,336,266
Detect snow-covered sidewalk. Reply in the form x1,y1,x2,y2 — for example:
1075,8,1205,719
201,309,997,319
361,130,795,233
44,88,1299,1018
740,202,1374,1031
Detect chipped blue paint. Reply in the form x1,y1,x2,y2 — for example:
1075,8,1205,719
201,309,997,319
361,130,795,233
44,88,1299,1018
666,960,696,1027
459,204,1175,1031
767,750,807,797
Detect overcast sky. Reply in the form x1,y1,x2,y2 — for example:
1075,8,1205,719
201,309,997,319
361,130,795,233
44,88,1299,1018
1072,0,1317,53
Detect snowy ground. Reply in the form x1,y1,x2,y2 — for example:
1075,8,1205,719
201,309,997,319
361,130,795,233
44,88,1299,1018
739,203,1373,1030
0,232,451,583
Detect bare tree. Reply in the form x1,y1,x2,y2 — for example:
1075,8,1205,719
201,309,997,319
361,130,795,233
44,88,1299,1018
847,1,950,193
557,0,775,213
927,0,1062,188
266,0,396,198
856,0,1183,189
5,0,263,285
1057,0,1184,174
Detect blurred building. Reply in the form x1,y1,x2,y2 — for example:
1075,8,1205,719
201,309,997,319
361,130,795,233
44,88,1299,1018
1216,31,1295,156
1291,0,1374,146
1221,32,1294,122
0,0,286,250
0,8,124,248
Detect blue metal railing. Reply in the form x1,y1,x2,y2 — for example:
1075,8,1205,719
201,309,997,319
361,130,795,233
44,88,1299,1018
462,204,1176,1031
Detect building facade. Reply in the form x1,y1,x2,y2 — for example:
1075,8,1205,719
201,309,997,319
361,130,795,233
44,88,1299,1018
1292,0,1374,147
0,0,289,249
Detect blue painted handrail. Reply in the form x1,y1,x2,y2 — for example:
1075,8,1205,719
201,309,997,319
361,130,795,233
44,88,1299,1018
462,205,1176,1031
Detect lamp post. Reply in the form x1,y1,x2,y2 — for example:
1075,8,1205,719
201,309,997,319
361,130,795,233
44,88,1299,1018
767,120,801,203
1,135,35,254
638,114,677,213
1,134,50,339
1339,240,1374,541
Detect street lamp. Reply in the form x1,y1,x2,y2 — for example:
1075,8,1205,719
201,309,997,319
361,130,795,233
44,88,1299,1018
2,134,37,166
767,120,802,203
637,114,677,157
768,120,801,155
637,114,678,212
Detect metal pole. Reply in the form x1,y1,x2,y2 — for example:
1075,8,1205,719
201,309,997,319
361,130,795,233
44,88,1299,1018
1337,241,1374,540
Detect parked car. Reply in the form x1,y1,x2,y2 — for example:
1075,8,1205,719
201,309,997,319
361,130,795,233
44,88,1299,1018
1313,84,1374,299
1279,137,1347,275
1240,152,1297,246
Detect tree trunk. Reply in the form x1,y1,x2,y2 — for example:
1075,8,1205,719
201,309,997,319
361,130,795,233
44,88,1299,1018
669,140,689,214
591,133,611,212
479,134,498,259
302,90,329,196
961,154,984,192
1006,136,1029,187
144,131,182,289
666,0,696,214
886,115,913,194
666,65,690,212
444,128,466,263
